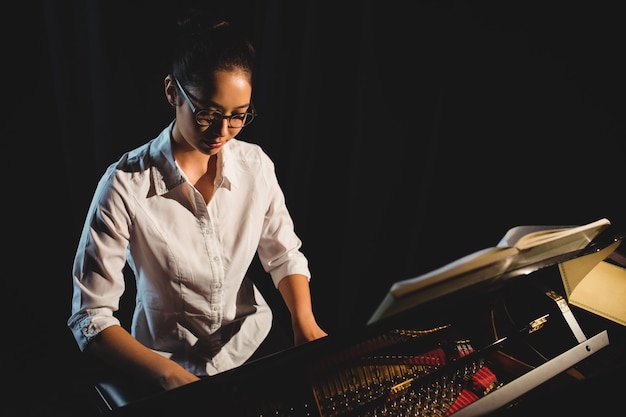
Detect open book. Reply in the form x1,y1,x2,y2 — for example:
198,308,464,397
368,218,614,324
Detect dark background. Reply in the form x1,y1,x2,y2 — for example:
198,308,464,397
3,0,624,415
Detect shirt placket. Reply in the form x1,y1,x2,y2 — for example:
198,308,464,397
194,191,225,332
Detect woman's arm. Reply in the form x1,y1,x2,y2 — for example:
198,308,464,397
277,274,328,346
85,325,200,390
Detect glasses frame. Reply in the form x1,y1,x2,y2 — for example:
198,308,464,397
174,77,257,128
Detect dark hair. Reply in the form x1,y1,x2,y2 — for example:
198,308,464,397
171,9,256,89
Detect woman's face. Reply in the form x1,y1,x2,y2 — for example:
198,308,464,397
168,69,253,156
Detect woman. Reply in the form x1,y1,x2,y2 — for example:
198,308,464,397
68,10,327,393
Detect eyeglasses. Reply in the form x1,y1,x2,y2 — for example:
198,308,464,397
174,77,257,128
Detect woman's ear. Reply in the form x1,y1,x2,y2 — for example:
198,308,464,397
164,75,177,107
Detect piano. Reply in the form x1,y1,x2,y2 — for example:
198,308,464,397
106,228,626,417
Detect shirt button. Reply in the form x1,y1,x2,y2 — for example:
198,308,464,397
82,324,97,337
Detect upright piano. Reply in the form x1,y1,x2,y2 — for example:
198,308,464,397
107,227,626,417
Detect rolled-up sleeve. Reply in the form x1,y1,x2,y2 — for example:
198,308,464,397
254,156,310,287
67,168,132,351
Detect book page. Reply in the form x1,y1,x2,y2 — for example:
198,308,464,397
389,246,515,297
514,218,610,251
369,248,515,324
365,247,515,323
507,218,611,270
497,224,571,248
558,240,625,326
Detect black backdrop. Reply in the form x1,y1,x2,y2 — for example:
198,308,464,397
4,1,624,415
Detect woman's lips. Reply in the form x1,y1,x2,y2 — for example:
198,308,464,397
204,139,223,150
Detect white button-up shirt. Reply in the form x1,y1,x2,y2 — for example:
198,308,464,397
68,122,310,375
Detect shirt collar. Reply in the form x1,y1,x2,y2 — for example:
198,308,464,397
149,121,238,195
219,140,237,190
149,121,185,196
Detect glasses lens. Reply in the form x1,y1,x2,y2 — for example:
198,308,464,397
196,111,254,128
240,113,256,127
230,114,247,128
195,111,216,127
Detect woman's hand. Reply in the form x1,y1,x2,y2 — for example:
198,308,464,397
158,363,201,390
292,316,328,346
277,274,328,346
